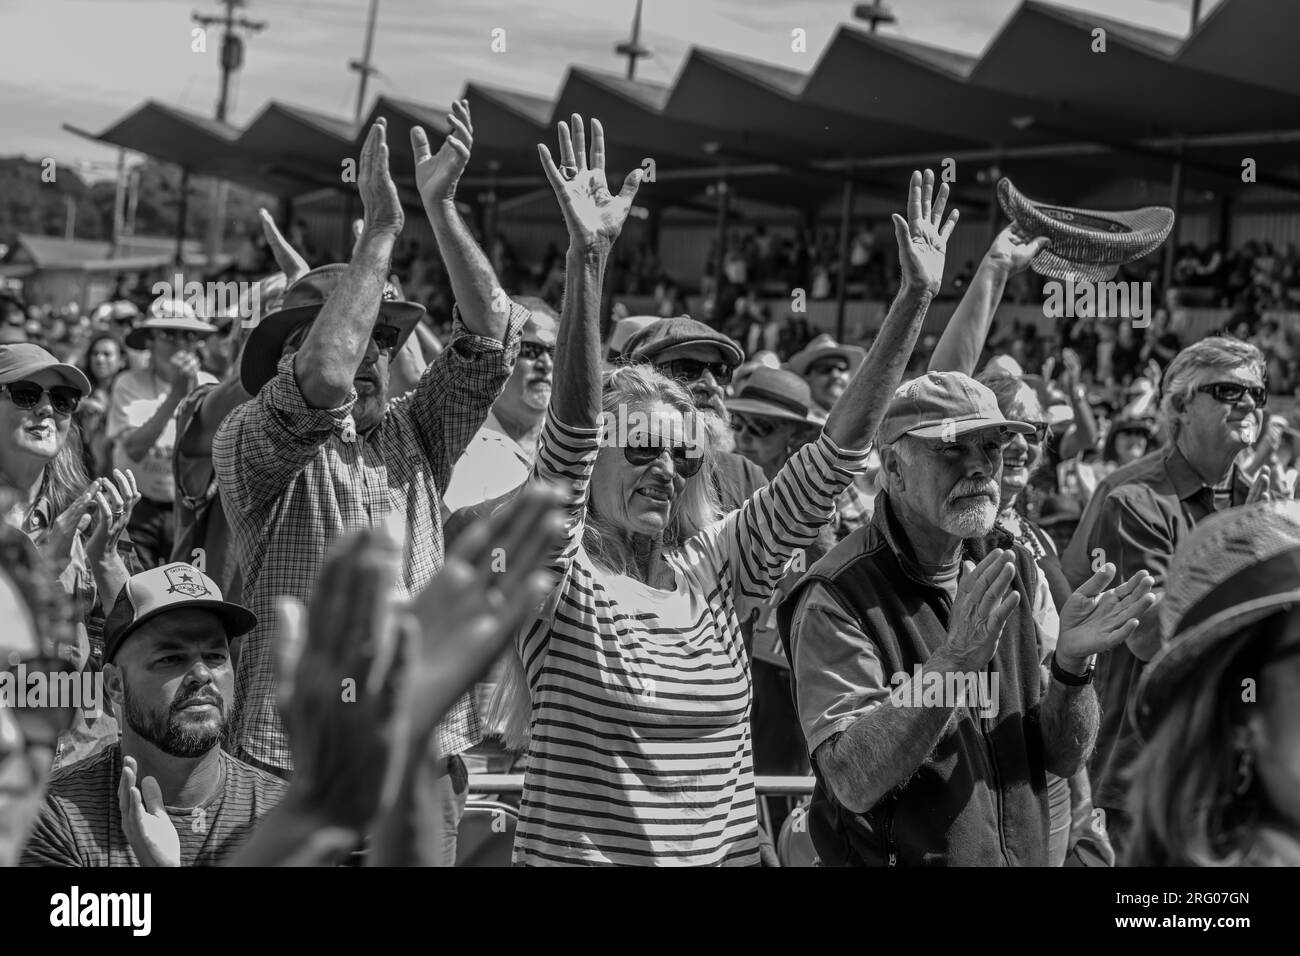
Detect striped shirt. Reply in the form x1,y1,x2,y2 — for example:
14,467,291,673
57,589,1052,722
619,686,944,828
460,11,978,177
213,306,527,771
19,744,286,867
514,416,869,866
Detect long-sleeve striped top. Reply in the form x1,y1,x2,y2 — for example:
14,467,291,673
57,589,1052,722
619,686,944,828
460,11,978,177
514,415,869,866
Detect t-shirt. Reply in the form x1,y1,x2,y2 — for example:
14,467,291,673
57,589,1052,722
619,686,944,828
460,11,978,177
20,744,286,867
107,367,218,503
442,411,534,512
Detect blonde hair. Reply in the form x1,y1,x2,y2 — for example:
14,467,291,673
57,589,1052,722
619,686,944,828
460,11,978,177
487,363,723,749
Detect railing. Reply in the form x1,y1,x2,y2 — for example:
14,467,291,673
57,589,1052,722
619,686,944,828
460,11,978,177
467,774,816,795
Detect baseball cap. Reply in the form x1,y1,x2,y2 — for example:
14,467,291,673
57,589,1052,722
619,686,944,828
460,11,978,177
621,316,744,367
103,563,257,663
0,343,91,394
879,371,1035,445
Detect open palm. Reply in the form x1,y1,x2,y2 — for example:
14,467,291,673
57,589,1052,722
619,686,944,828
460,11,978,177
1058,564,1160,660
538,115,642,254
412,98,473,207
891,169,959,296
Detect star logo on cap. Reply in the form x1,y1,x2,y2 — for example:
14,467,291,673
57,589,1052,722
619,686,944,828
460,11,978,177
164,565,211,599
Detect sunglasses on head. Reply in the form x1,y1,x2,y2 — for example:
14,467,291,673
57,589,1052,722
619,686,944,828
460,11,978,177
519,340,555,362
1196,382,1267,408
1,381,82,416
731,413,777,440
657,358,734,387
2,655,80,747
622,439,704,478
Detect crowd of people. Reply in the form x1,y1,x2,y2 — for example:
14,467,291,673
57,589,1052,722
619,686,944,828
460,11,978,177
2,100,1299,868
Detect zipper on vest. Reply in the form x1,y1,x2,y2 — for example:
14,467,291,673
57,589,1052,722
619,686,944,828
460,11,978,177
979,688,1013,865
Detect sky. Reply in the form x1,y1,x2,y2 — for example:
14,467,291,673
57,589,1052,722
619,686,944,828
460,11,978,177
0,0,1222,179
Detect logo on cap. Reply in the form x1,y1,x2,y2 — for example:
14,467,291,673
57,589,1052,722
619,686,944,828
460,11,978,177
164,565,211,599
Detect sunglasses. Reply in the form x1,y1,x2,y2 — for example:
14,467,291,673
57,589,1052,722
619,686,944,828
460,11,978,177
731,414,777,440
2,655,80,747
1022,422,1051,445
519,340,555,363
657,358,734,387
1196,382,1267,408
155,329,204,345
622,440,704,478
1,381,82,416
807,359,850,377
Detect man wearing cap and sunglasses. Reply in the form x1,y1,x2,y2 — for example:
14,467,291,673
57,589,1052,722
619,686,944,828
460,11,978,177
211,114,529,862
1062,335,1274,855
21,563,286,867
782,370,1157,866
107,299,218,568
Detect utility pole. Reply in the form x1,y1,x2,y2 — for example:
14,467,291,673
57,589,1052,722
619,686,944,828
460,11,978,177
615,0,652,80
193,0,267,267
349,0,382,124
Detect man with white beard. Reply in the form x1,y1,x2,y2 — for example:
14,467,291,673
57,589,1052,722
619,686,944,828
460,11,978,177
781,371,1157,866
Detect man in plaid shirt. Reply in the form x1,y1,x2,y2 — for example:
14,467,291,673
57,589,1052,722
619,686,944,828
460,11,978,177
213,112,526,860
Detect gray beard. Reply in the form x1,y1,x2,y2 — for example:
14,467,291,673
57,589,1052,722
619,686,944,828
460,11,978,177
940,498,997,538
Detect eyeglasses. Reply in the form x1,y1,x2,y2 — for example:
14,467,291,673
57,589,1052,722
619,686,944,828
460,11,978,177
622,440,704,478
731,413,777,440
657,359,734,387
1,381,82,416
1,655,80,748
519,341,555,363
1196,382,1267,408
807,359,850,377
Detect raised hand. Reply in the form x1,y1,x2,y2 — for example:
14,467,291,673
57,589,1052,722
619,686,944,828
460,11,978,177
118,755,180,867
170,350,201,395
1057,564,1159,665
38,481,99,567
985,223,1050,278
942,549,1021,672
411,99,473,208
537,115,642,255
258,208,310,284
1061,348,1083,392
358,118,404,239
891,169,960,297
1246,464,1275,503
85,469,140,566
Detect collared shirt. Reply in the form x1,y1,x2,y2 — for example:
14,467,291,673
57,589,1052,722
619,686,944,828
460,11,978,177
106,367,218,502
442,409,535,512
1060,443,1249,810
213,306,527,771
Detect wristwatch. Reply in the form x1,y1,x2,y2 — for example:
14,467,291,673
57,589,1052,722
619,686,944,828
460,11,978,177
1050,651,1094,686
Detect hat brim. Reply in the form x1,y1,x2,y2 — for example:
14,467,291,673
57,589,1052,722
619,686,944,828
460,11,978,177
641,336,744,367
787,346,866,378
106,599,258,663
903,417,1035,440
727,397,825,426
239,301,424,394
125,320,219,350
1134,592,1300,739
0,357,92,395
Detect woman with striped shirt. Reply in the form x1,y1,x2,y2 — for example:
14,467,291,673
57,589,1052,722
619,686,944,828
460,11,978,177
496,116,958,865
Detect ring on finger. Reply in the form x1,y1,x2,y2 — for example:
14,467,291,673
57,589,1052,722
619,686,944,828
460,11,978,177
560,165,578,182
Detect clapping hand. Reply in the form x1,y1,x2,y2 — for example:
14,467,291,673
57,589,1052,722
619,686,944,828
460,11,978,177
258,208,311,284
537,115,643,255
85,469,140,567
411,99,473,208
118,755,180,867
357,118,405,239
1056,564,1159,670
892,170,960,297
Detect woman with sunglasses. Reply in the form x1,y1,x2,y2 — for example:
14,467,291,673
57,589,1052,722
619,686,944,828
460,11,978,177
491,115,957,866
0,345,141,767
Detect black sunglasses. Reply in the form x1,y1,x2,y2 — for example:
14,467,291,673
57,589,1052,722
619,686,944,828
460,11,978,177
2,655,80,747
657,358,734,387
155,328,204,345
623,440,704,478
519,341,555,363
1022,422,1051,445
1,381,82,416
731,413,777,440
1196,382,1267,408
808,358,850,377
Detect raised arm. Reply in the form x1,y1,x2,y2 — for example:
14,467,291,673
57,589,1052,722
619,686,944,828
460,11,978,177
413,100,510,342
294,118,403,410
823,170,959,451
928,224,1049,376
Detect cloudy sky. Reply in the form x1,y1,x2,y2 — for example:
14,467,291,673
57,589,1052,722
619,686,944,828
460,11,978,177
2,0,1220,178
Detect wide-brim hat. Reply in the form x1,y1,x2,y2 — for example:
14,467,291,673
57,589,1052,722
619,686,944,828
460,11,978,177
125,296,218,349
1134,501,1300,738
240,263,425,394
997,178,1174,283
726,367,827,426
786,334,866,377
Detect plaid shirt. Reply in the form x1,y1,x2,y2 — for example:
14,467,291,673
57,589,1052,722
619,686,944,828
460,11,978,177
213,306,526,771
